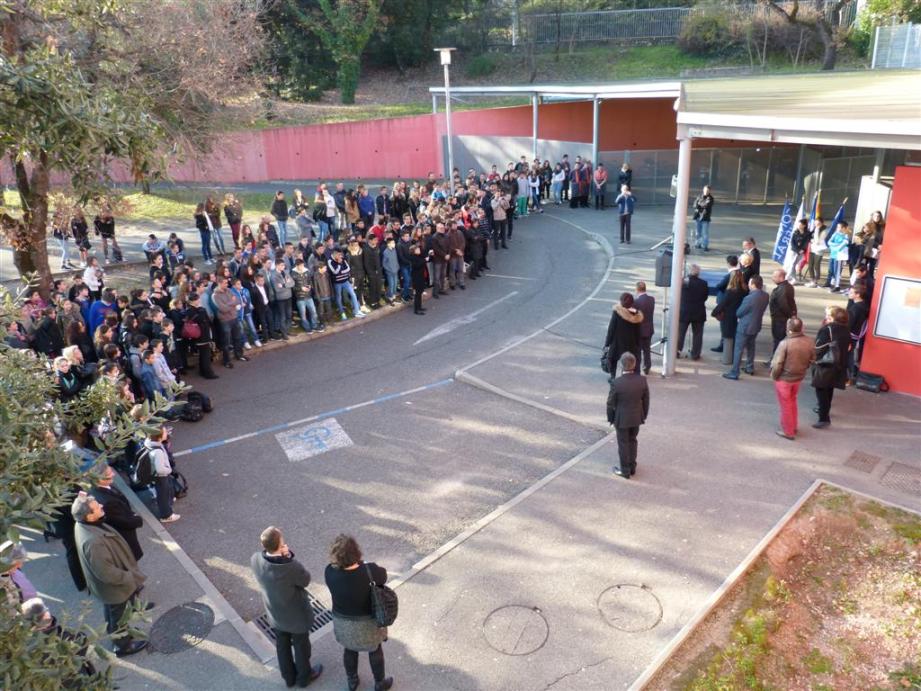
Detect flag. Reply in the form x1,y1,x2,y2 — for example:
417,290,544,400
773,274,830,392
772,199,796,264
800,192,820,273
782,199,807,275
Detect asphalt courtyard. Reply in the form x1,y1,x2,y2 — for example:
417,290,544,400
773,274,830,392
22,201,921,690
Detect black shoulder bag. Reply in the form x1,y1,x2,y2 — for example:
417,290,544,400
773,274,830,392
365,563,398,628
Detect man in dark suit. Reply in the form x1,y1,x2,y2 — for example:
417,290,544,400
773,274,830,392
90,463,144,562
743,237,761,277
769,268,797,355
606,353,650,479
634,282,655,375
677,264,709,360
723,275,770,380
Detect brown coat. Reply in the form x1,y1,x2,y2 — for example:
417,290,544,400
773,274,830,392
770,331,815,382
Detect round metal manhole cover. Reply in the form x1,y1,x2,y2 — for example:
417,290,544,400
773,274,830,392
482,605,549,656
148,602,215,654
597,584,662,632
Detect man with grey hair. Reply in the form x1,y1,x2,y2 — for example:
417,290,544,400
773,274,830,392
72,491,151,657
606,352,650,479
677,264,709,361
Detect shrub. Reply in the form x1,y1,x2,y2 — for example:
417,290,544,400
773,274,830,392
678,11,733,56
465,53,498,78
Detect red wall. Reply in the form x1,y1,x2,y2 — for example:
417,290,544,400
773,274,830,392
860,165,921,397
0,99,754,186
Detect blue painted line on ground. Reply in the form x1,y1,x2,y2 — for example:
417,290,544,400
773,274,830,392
173,378,453,457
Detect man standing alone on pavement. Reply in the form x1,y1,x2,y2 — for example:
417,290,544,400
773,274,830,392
769,269,797,355
72,492,150,657
251,526,323,688
770,317,814,440
606,352,650,479
634,282,655,374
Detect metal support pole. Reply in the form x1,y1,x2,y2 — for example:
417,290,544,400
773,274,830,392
762,147,773,205
531,94,539,161
872,148,885,182
792,143,806,203
591,98,600,171
734,151,743,203
444,64,454,181
432,93,438,114
664,135,692,377
870,25,880,69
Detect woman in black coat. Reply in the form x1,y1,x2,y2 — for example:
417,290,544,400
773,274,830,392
711,271,746,360
409,245,428,315
604,293,644,373
811,305,851,428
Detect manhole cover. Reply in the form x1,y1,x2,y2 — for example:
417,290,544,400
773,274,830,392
845,450,881,473
253,593,334,642
482,605,549,656
148,602,214,654
880,462,921,496
597,584,662,632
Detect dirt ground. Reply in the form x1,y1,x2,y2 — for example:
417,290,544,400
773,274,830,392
647,483,921,690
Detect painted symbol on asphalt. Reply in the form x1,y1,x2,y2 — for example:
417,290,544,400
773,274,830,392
275,417,353,462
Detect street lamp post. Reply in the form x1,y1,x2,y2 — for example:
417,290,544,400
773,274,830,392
435,48,456,183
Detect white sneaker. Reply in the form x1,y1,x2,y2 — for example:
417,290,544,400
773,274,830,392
243,342,252,350
161,513,180,523
254,340,263,347
104,258,111,265
360,305,371,314
355,311,366,318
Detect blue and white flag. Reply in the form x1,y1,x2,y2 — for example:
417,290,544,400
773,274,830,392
772,199,796,264
782,199,807,275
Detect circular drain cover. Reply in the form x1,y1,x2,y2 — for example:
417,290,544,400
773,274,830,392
483,605,549,656
149,602,215,654
597,584,662,632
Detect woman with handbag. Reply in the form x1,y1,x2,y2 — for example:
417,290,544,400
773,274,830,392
711,271,746,365
811,306,850,429
325,534,394,691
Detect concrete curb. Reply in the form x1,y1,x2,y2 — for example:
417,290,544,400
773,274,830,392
455,369,610,432
628,479,921,690
113,475,277,665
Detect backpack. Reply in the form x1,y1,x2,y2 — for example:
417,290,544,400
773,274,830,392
181,318,202,341
179,400,204,422
170,470,189,499
187,390,213,413
130,446,154,490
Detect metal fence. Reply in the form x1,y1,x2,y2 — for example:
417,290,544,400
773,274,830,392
871,23,921,69
518,1,857,46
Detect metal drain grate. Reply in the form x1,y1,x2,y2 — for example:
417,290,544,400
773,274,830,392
253,592,334,641
879,462,921,496
845,450,881,474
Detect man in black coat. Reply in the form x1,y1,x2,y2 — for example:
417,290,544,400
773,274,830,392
677,264,709,360
743,237,761,277
32,307,65,358
91,463,144,561
606,352,650,479
769,268,797,354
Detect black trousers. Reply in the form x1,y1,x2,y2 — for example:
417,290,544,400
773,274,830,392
639,335,652,373
195,342,216,378
677,320,704,359
344,645,385,683
492,220,507,249
104,593,139,653
154,475,174,518
619,214,632,242
815,386,834,423
507,212,514,238
414,287,424,312
615,426,639,474
771,319,786,354
275,629,313,687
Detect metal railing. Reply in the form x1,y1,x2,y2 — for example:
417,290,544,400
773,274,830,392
871,23,921,69
516,1,857,46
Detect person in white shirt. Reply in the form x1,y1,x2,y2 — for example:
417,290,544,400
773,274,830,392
144,425,180,523
83,257,105,300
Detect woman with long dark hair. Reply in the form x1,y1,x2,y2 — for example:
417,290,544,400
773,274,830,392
604,292,644,374
811,305,850,429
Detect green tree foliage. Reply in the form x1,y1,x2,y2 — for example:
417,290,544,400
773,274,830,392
0,282,181,689
850,0,921,56
368,0,452,72
0,0,262,296
314,0,382,104
261,0,336,100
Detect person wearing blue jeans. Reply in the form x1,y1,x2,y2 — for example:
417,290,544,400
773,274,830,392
194,205,214,262
693,186,714,251
723,276,770,380
327,249,365,319
292,259,322,332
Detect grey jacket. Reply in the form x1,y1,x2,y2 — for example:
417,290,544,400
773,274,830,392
250,551,315,634
75,521,146,605
606,372,650,429
735,289,769,336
